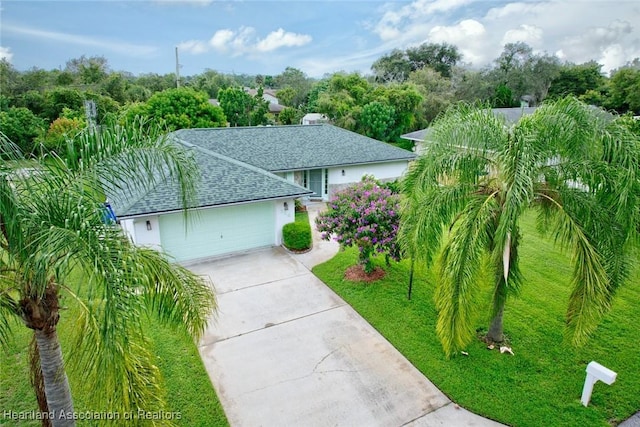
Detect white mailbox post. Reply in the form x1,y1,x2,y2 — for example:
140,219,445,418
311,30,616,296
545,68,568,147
581,361,617,406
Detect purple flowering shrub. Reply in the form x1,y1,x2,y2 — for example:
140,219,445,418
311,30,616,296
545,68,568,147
316,175,401,273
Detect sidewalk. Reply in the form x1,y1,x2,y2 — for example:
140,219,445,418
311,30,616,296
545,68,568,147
192,203,503,426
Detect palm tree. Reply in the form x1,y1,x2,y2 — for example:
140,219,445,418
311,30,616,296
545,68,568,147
399,98,639,358
1,120,216,425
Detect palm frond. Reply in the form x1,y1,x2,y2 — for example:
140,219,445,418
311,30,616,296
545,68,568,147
435,192,498,357
535,190,612,345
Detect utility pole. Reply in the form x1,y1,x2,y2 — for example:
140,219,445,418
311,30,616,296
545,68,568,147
175,47,180,88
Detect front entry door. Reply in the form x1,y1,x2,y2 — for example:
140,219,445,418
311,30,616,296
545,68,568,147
309,169,323,197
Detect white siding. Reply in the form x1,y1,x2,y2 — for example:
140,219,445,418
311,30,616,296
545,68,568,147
120,216,162,251
274,198,296,245
328,161,409,185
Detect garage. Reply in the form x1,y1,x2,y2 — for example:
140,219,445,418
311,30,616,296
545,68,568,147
158,202,276,262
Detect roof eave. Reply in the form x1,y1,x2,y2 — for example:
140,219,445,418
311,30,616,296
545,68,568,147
118,191,313,220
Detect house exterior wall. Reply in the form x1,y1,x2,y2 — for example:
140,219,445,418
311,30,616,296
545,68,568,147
327,160,409,197
274,198,296,245
120,216,162,250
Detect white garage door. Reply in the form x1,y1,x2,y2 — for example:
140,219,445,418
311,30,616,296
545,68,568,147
159,202,275,262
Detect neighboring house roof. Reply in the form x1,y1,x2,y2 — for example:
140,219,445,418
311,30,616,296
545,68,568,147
172,124,415,173
111,145,311,219
269,103,285,114
245,88,278,98
401,107,539,142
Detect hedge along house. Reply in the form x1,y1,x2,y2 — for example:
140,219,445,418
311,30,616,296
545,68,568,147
110,124,414,263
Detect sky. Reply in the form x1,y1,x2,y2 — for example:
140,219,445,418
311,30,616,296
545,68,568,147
1,0,640,78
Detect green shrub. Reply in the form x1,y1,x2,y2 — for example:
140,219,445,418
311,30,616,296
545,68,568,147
283,221,311,251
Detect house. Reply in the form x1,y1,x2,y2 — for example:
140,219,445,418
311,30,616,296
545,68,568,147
301,113,328,125
244,88,285,116
402,107,538,155
112,124,415,263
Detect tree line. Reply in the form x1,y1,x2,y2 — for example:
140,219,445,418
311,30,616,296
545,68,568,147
2,43,639,157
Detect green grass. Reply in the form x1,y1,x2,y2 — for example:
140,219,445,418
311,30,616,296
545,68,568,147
312,213,640,427
0,300,228,426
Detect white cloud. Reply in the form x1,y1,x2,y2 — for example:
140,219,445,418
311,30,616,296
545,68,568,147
502,24,543,48
368,0,640,73
180,26,312,56
255,28,312,52
561,20,634,62
209,29,236,53
428,19,488,65
373,0,473,41
600,44,628,72
0,46,13,62
3,24,157,57
177,40,208,55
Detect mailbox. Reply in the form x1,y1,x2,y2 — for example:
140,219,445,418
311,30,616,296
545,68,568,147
581,361,617,406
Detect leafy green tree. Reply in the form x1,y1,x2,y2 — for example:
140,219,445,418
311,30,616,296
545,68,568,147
372,43,461,82
548,61,606,99
276,87,296,107
406,42,461,78
384,83,422,139
400,98,639,357
136,72,176,93
492,83,515,108
277,107,301,125
42,88,85,122
125,84,152,102
371,49,413,83
18,67,52,94
316,73,371,128
491,42,560,105
0,120,216,424
273,67,312,107
218,86,255,127
606,67,640,114
191,69,235,98
0,58,21,100
306,79,329,112
15,90,47,117
54,70,75,86
407,68,455,126
451,67,495,103
0,107,46,154
100,73,128,104
65,55,109,84
134,87,226,130
250,87,270,126
359,101,396,141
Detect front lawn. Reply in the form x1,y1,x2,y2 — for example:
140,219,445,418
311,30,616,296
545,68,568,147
312,213,639,427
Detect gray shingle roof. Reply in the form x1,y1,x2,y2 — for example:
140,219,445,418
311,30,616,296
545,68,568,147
401,107,539,142
172,124,415,172
112,145,311,218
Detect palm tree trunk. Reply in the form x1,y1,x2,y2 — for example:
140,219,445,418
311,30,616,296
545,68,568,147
29,336,52,427
487,303,505,343
34,329,75,427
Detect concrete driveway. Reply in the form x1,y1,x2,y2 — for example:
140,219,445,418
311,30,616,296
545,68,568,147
190,244,503,427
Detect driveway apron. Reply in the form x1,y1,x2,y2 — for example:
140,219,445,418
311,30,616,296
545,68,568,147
191,245,503,427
